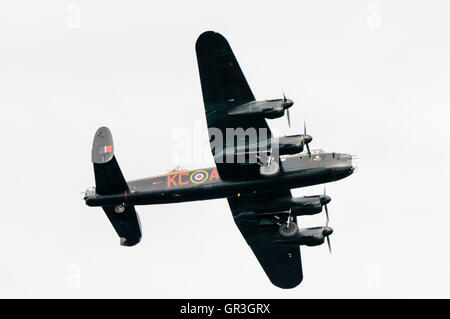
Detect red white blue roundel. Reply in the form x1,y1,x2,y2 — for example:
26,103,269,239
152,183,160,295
190,170,209,184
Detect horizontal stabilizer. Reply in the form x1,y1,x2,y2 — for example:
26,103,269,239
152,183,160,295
102,204,142,247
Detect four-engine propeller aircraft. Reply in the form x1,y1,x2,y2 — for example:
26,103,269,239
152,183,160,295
84,31,354,288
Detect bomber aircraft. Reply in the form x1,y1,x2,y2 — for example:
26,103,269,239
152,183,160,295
84,31,354,288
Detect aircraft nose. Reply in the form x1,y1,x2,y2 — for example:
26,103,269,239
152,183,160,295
333,165,354,178
320,195,331,205
323,227,333,237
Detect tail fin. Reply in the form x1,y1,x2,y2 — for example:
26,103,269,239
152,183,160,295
91,127,142,246
92,127,128,195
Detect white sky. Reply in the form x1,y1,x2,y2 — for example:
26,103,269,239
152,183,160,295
0,0,449,298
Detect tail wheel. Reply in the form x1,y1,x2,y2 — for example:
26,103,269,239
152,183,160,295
114,204,126,214
279,221,299,238
259,158,280,177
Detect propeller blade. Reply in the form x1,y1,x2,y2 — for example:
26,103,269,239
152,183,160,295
326,236,332,254
304,120,310,156
282,90,286,101
324,186,329,224
286,109,291,128
306,143,311,156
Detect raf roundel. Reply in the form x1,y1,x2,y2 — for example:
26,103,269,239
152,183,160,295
190,170,209,184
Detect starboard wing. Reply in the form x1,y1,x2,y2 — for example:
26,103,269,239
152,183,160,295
196,31,272,180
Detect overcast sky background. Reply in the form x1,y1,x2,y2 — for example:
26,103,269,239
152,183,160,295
0,1,449,298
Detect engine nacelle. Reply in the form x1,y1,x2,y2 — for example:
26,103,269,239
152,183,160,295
273,226,333,247
263,106,285,119
289,195,327,216
234,194,330,215
297,227,329,246
227,99,293,120
213,134,312,165
273,135,312,155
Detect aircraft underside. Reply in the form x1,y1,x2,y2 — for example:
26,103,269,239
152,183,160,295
84,31,355,289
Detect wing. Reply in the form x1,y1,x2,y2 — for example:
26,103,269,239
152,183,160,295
227,190,303,289
196,30,255,113
196,31,272,180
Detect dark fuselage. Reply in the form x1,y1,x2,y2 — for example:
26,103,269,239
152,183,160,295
85,151,354,207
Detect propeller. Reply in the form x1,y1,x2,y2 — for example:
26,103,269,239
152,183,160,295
282,91,293,128
287,108,291,128
302,120,311,156
323,193,332,254
324,220,332,254
326,235,332,254
324,186,329,224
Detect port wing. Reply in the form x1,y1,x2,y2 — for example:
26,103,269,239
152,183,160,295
227,190,303,289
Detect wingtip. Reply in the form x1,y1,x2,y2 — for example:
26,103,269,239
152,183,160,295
195,31,228,53
120,236,142,247
271,275,303,289
197,30,221,39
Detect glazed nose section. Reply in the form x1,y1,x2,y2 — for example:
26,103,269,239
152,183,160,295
320,195,331,205
323,227,333,237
